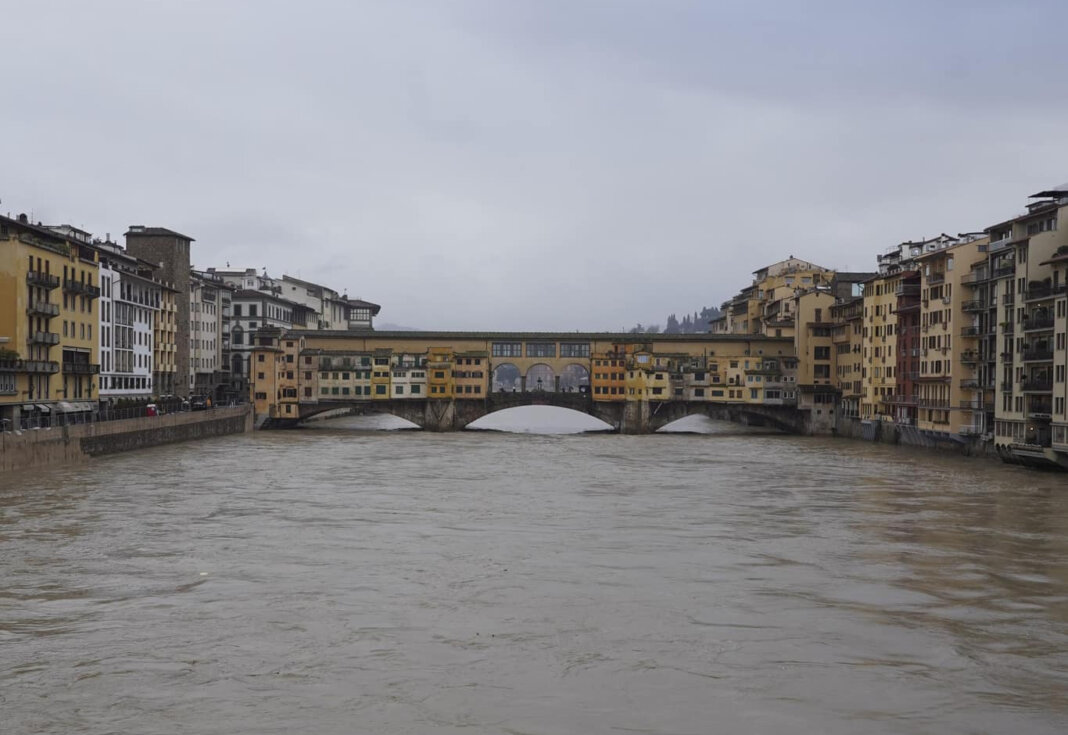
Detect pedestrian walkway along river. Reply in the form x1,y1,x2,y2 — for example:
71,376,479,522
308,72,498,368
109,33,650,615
2,426,1066,734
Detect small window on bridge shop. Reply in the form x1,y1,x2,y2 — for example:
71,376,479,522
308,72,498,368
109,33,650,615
331,387,339,395
342,387,350,395
304,388,312,397
492,342,522,357
374,357,389,365
434,371,445,379
255,392,267,400
375,385,387,395
711,389,724,397
560,343,590,358
395,386,404,395
411,384,421,394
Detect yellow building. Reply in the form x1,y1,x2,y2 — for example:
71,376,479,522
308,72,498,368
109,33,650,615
719,257,835,337
914,235,990,437
590,349,627,401
860,272,902,419
426,348,454,399
0,214,100,428
370,349,392,399
453,351,488,399
793,289,838,428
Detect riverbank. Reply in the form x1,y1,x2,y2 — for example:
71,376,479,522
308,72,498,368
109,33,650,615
0,405,253,474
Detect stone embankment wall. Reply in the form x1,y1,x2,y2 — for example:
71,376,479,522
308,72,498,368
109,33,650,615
0,406,253,474
834,415,998,459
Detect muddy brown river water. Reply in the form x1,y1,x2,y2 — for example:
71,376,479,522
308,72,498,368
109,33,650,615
2,426,1066,734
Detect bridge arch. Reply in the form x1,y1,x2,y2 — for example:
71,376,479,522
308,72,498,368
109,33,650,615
558,363,589,393
492,363,521,392
526,363,555,392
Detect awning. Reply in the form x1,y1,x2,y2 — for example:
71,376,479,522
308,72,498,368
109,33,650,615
56,401,77,413
22,404,36,412
36,404,51,413
78,402,94,412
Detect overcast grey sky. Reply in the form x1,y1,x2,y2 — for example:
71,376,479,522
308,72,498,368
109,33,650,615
3,0,1067,330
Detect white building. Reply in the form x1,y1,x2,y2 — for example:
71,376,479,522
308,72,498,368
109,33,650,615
96,240,162,402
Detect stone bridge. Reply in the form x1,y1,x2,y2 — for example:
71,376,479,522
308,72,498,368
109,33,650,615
285,393,809,434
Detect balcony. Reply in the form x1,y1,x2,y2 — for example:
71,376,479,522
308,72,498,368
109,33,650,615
26,270,61,289
27,301,60,317
27,331,60,346
63,279,101,298
1023,348,1054,362
1027,400,1053,418
1022,315,1055,332
959,350,980,363
961,299,986,312
927,272,946,285
1003,294,1015,307
918,398,951,408
960,400,994,411
960,270,988,285
63,362,101,375
895,284,921,296
959,425,984,437
1001,322,1015,335
960,378,980,389
0,358,60,374
1021,379,1053,393
1024,284,1066,302
960,326,982,337
993,265,1016,278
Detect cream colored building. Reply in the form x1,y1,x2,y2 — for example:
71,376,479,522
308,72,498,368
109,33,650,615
913,235,990,438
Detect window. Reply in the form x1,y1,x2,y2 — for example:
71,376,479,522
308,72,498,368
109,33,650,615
560,343,590,358
492,342,522,357
375,384,386,395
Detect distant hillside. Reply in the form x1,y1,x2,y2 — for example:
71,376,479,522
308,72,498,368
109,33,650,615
377,322,420,331
626,305,721,334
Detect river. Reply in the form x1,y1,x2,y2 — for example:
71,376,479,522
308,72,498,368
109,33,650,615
1,417,1067,734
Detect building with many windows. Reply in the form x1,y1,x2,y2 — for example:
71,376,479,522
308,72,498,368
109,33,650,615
0,215,100,428
96,239,164,403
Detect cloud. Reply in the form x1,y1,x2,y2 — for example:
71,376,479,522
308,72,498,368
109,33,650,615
2,1,1067,330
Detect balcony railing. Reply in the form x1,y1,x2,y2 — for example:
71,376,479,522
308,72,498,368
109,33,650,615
1025,284,1067,302
960,326,982,337
960,270,988,285
959,425,984,436
63,279,101,298
1027,401,1053,417
918,398,951,408
961,300,987,312
927,272,946,285
0,358,60,374
26,301,60,317
960,378,980,388
1023,349,1054,362
993,265,1016,278
959,400,993,411
1022,315,1055,331
27,331,60,346
63,362,101,375
959,351,979,363
26,270,62,289
895,284,921,296
1021,379,1053,392
1003,294,1015,306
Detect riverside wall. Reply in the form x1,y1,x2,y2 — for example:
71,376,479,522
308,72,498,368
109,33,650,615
834,415,998,460
0,406,253,474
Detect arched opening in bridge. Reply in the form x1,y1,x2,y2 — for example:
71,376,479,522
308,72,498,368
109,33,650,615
526,364,555,392
558,364,589,393
303,411,421,431
467,406,612,434
492,363,521,392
